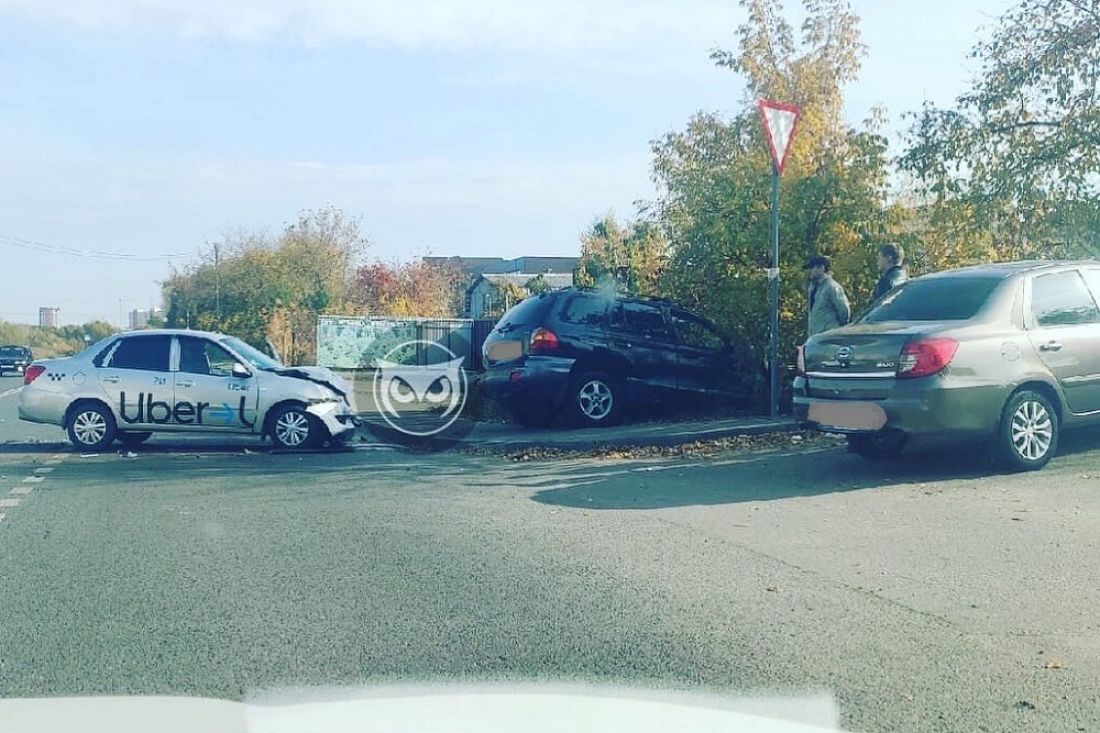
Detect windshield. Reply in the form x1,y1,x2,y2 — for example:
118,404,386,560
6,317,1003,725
221,336,283,371
859,277,1004,323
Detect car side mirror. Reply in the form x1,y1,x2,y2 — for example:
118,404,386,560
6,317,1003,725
232,363,252,379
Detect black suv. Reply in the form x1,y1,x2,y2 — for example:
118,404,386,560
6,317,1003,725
479,288,749,427
0,345,32,377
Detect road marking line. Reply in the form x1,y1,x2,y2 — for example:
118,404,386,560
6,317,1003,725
9,486,33,495
0,387,20,400
34,467,54,474
22,476,44,483
0,498,21,508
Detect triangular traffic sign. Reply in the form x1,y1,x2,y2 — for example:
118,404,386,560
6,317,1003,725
758,100,801,174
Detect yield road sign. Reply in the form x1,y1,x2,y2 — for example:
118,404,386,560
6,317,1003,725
758,100,801,174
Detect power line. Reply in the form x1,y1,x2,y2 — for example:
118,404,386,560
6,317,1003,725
0,232,196,262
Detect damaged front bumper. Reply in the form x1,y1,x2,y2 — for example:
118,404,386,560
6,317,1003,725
306,401,360,440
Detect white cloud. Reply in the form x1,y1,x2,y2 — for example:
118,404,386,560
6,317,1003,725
0,0,738,54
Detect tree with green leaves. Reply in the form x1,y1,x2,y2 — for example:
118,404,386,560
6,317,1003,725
524,274,554,296
898,0,1100,261
650,0,891,404
575,214,668,295
162,207,367,364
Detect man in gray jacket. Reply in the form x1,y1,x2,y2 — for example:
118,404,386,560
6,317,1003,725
805,255,851,337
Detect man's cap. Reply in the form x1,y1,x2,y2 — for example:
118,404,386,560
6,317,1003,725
804,255,830,270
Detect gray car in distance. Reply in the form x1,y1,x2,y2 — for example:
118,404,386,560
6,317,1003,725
794,261,1100,471
19,329,358,451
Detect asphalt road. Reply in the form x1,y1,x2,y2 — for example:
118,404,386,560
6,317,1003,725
2,382,1100,731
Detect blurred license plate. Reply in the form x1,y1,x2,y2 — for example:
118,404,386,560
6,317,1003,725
808,401,887,431
487,340,523,362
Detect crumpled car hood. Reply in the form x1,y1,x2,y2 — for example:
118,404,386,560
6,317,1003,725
272,366,352,398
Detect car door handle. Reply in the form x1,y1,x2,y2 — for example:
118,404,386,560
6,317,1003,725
177,380,195,388
1040,341,1063,352
101,375,120,384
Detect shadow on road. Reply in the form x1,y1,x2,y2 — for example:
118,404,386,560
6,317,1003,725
529,429,1100,510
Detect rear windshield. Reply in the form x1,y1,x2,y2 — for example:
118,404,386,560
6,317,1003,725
492,293,553,333
860,276,1003,323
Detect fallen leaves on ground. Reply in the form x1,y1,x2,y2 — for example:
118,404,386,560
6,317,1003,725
463,430,843,462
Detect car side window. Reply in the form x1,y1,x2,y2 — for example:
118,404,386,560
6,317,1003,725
612,301,674,340
1081,269,1100,307
670,309,724,351
559,294,609,326
1031,271,1100,327
178,337,241,377
106,336,171,371
93,339,119,367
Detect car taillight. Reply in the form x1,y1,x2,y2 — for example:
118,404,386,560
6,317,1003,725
795,346,806,376
897,338,958,379
23,365,46,385
529,327,560,352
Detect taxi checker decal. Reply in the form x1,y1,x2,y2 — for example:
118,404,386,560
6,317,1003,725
119,392,255,428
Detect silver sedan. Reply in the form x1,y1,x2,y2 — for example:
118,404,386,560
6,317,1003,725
19,329,358,450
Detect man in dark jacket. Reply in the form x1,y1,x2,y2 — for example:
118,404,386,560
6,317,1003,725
872,243,908,301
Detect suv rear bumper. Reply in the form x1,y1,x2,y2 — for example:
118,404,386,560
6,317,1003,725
480,356,575,409
792,375,1010,437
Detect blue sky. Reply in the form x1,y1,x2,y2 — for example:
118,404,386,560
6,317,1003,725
0,0,1010,326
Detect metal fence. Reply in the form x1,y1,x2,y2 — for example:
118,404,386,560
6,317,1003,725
316,315,497,371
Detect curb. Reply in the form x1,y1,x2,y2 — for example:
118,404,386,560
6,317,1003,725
458,418,801,453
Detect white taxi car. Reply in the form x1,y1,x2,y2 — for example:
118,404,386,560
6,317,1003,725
19,329,358,450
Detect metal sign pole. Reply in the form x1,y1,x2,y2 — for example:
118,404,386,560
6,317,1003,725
758,98,800,419
769,164,780,418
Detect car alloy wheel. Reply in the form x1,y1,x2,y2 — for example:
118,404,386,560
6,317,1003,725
274,409,313,448
1010,399,1053,462
73,410,109,446
578,379,614,421
67,403,117,451
998,389,1059,472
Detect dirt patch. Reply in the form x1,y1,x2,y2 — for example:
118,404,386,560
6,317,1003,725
462,429,845,462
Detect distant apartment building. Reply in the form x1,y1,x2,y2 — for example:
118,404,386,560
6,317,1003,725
38,307,60,328
128,308,164,330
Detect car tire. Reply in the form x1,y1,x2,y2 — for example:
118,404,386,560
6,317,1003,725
998,389,1059,472
67,403,118,451
118,432,153,447
270,405,323,450
569,371,623,427
847,431,907,461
